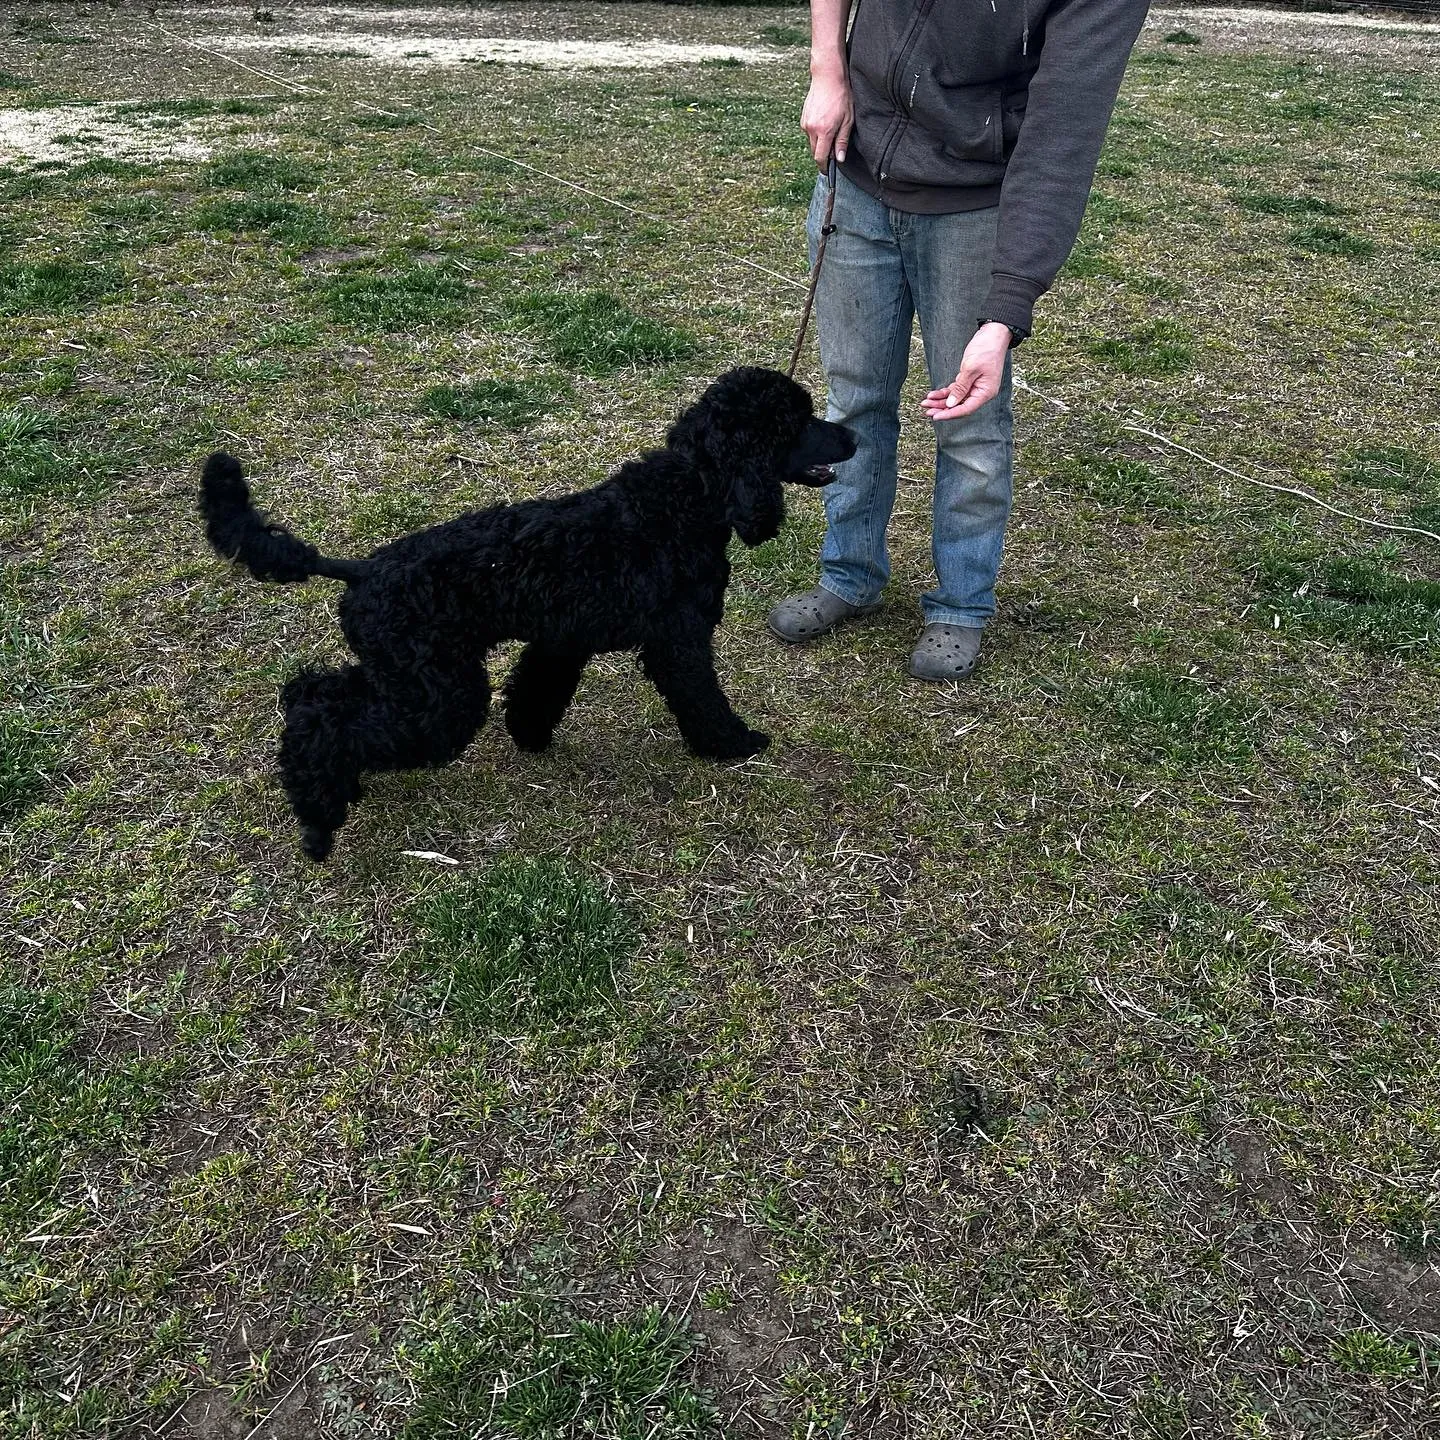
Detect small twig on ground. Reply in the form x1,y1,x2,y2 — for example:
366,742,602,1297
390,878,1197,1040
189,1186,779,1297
1013,373,1070,411
1126,423,1440,545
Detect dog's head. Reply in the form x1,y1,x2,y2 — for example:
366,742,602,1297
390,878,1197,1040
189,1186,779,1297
666,367,857,547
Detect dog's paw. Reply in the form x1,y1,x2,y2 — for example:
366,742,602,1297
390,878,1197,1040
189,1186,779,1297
700,727,770,761
506,722,554,754
301,826,335,862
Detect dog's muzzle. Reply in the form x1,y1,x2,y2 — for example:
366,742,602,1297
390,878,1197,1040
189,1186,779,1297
793,463,840,487
787,421,857,487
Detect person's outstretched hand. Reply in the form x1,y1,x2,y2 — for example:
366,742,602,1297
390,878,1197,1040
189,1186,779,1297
802,68,853,169
921,322,1013,421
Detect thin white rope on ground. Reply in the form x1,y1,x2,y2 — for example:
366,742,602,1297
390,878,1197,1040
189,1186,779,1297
1126,424,1440,546
132,16,810,293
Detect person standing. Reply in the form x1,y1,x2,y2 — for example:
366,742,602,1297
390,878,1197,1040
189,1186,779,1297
768,0,1151,680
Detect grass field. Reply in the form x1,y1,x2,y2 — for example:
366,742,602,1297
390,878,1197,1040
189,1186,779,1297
2,3,1439,1436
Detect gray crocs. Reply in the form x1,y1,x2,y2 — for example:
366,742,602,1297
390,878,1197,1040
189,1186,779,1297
909,623,982,682
767,586,880,644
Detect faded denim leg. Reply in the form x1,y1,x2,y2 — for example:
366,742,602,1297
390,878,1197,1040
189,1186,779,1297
904,205,1014,629
807,170,914,608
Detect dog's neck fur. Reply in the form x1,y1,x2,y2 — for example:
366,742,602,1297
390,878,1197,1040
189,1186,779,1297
607,448,728,534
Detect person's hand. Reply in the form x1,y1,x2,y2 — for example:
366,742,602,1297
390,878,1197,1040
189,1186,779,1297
921,323,1012,421
801,67,853,169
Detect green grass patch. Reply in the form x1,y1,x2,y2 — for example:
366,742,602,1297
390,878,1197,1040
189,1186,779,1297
1164,28,1201,45
13,16,92,45
0,70,34,89
0,259,123,315
509,290,697,376
0,986,172,1225
0,574,65,818
1409,500,1440,533
1386,1202,1437,1262
350,486,441,542
203,148,321,193
416,857,633,1031
419,376,567,428
1056,454,1189,515
1254,548,1440,652
194,196,333,246
1339,446,1438,496
1287,224,1374,259
112,97,271,119
255,319,321,348
768,166,816,207
1329,1330,1421,1379
399,1304,715,1440
1086,192,1144,226
1397,168,1440,192
1086,319,1194,376
1268,97,1337,123
318,263,475,330
1232,191,1343,217
0,406,110,507
0,706,58,820
760,24,808,45
87,193,183,253
1089,665,1254,765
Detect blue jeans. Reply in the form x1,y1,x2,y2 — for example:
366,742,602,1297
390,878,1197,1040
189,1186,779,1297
807,171,1014,629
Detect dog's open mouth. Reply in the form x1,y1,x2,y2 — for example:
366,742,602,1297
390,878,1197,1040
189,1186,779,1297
795,463,837,486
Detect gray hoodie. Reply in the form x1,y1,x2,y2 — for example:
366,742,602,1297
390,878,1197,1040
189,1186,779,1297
840,0,1152,335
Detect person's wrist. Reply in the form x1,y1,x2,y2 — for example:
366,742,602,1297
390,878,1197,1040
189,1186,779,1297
809,54,847,82
976,319,1021,349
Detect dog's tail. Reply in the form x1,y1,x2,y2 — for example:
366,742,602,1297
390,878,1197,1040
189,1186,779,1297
200,452,369,585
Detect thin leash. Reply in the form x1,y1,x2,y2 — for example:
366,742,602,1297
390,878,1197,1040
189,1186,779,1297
786,156,838,380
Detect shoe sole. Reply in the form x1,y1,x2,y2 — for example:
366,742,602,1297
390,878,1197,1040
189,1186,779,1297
907,658,980,683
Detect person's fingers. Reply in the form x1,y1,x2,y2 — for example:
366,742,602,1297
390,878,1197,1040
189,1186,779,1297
923,380,996,420
835,113,853,165
949,381,996,417
804,119,834,168
921,359,1000,419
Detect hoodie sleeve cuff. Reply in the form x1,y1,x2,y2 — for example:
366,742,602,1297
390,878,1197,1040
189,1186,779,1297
980,272,1046,339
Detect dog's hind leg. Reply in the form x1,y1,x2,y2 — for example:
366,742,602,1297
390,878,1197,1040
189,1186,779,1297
279,666,371,862
639,627,769,760
502,644,590,753
279,665,492,861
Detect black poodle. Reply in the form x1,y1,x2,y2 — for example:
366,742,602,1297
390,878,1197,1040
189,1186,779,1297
200,366,856,861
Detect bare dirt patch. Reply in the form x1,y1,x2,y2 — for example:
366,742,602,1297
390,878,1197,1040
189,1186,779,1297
1149,4,1440,60
0,103,213,168
214,32,783,70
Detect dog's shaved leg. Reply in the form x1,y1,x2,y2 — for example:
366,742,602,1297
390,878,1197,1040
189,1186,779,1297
503,644,590,753
639,632,770,761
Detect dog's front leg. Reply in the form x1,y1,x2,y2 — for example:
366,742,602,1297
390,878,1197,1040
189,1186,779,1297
639,628,769,760
503,643,591,752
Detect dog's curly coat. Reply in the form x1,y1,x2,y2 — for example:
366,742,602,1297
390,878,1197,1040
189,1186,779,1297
201,366,855,861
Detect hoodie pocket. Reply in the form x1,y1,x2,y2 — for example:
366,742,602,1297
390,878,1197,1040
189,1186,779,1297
882,81,1006,188
914,82,1006,166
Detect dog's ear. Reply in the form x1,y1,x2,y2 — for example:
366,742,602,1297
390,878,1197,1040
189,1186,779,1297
725,452,785,548
667,368,795,548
